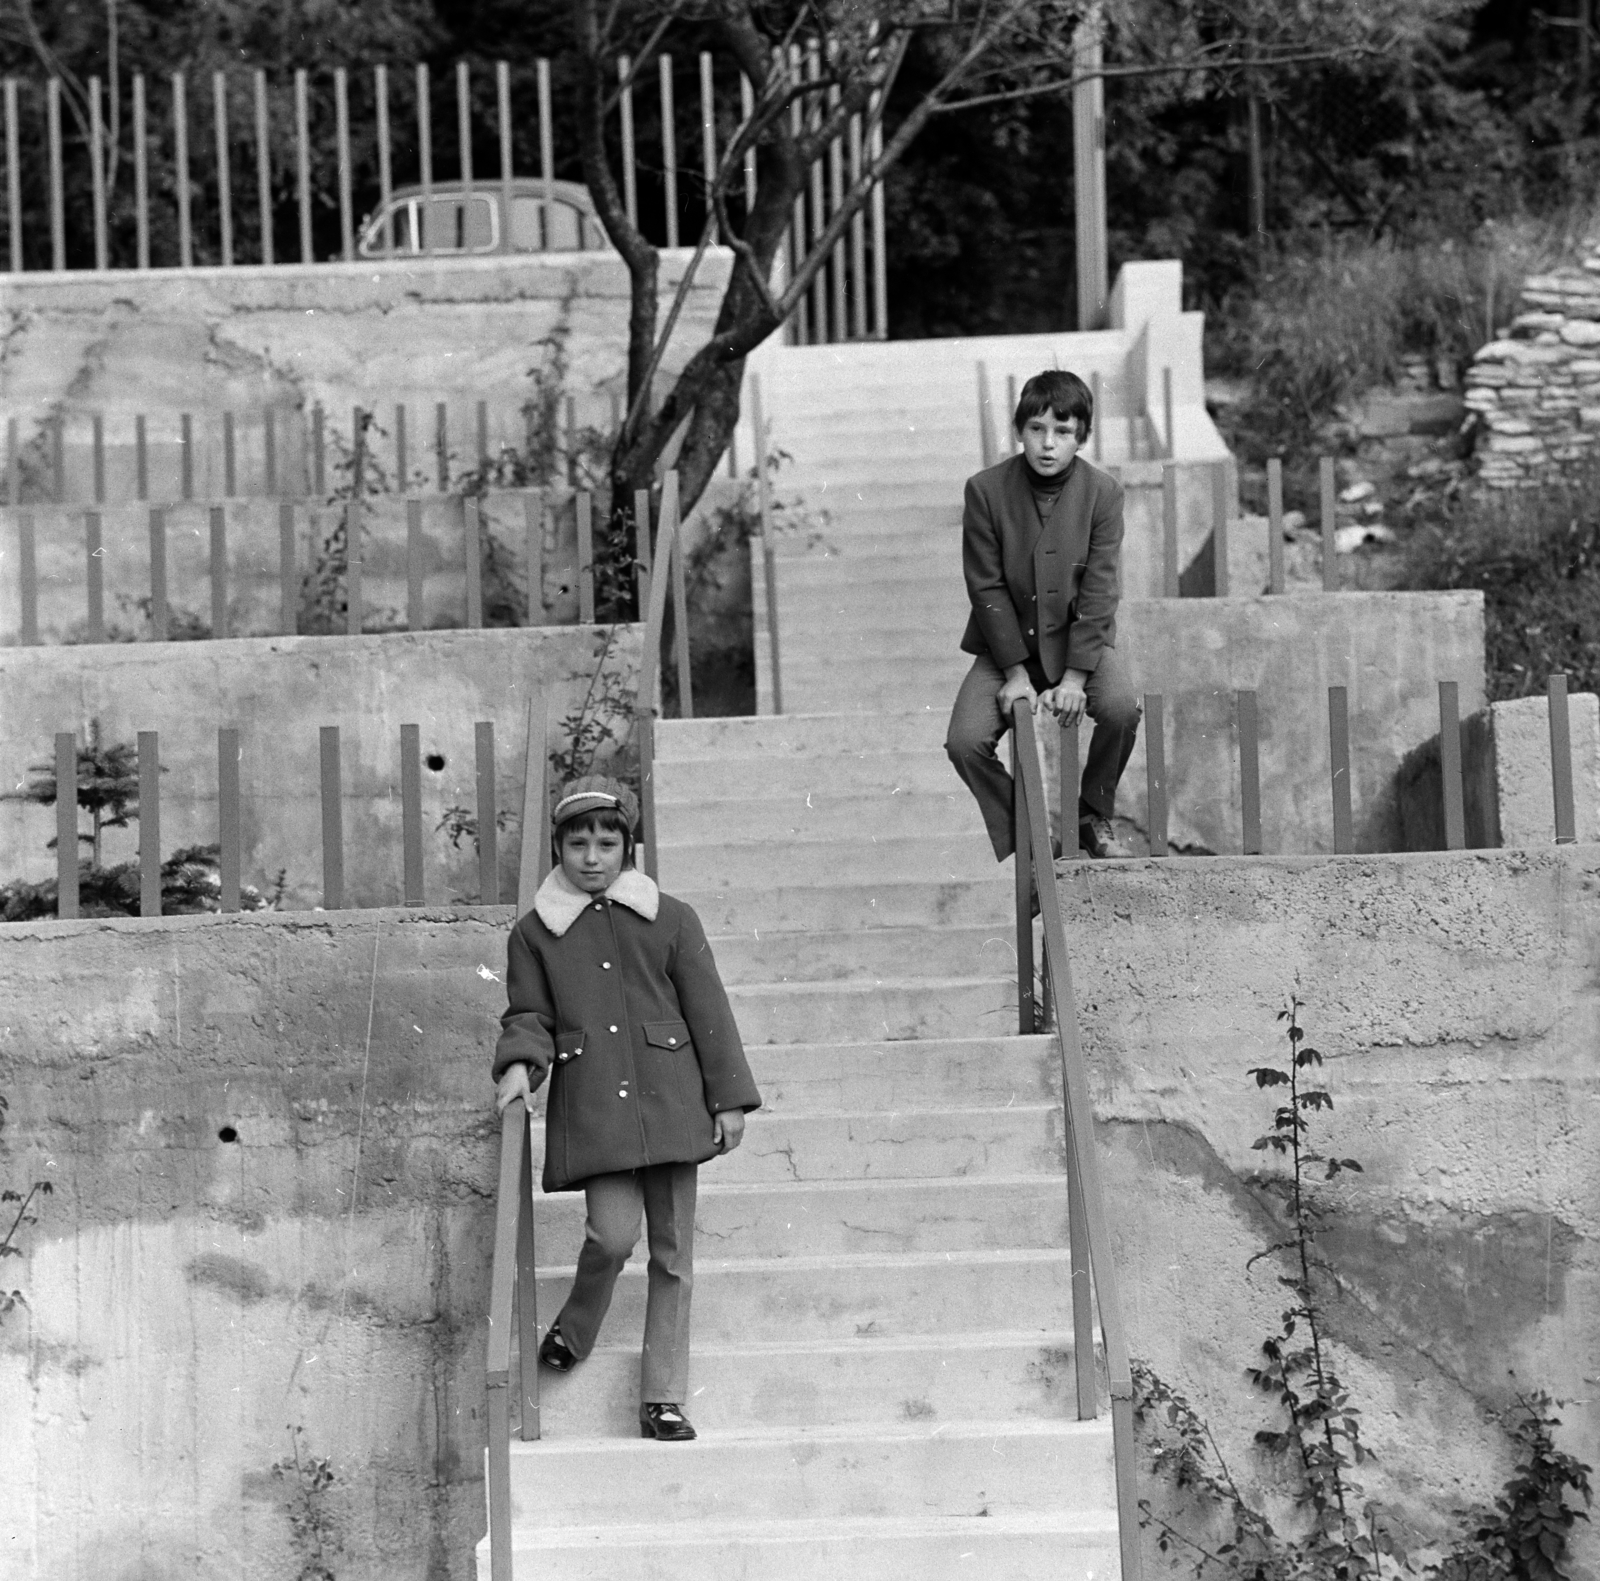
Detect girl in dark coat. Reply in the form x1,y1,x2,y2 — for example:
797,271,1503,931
493,774,761,1441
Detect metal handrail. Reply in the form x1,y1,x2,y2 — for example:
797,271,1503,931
636,469,685,882
1010,699,1142,1581
746,374,783,715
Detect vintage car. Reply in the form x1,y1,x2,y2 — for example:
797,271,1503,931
356,177,612,256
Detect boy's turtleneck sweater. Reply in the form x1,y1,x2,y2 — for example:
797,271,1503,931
1023,455,1074,523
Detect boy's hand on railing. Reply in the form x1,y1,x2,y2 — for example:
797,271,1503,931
712,1110,745,1153
495,1061,541,1114
1037,671,1089,726
997,665,1037,715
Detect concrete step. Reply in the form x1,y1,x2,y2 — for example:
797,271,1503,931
532,1247,1075,1348
504,1417,1114,1526
784,501,963,533
655,712,952,761
657,834,998,889
780,477,973,510
775,534,961,562
727,974,1015,1045
674,876,1012,934
658,789,984,846
531,1175,1070,1264
656,748,960,801
487,1511,1118,1581
775,552,962,584
710,920,1017,985
522,1328,1083,1439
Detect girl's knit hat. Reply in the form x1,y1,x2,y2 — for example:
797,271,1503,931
552,773,640,834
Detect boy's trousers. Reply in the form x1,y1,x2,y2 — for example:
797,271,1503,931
945,647,1141,861
556,1162,697,1403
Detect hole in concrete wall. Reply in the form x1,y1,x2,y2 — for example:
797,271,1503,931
218,1126,239,1143
425,752,446,772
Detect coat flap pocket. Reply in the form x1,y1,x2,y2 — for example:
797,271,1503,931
642,1020,691,1051
554,1030,586,1064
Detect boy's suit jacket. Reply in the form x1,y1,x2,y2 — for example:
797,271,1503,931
958,453,1124,685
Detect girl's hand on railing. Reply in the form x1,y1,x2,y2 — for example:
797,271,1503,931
712,1110,745,1153
495,1061,539,1113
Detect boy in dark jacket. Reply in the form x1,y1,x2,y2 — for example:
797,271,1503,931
493,774,761,1441
945,368,1141,862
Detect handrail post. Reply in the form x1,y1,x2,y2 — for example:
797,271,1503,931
1011,730,1035,1035
636,471,683,882
486,1098,527,1581
749,373,783,715
516,1112,540,1440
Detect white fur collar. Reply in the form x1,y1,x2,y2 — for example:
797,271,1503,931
532,865,660,937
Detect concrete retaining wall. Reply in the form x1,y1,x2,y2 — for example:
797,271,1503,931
2,845,1597,1577
0,624,641,908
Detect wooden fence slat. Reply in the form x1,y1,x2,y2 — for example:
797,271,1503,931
56,732,78,917
180,413,194,500
1548,672,1577,845
638,710,657,880
476,719,499,904
435,402,449,489
138,730,161,917
634,486,651,612
254,69,272,266
1005,375,1018,454
1438,680,1465,851
417,63,433,255
7,414,18,505
173,72,192,268
976,363,996,469
295,69,312,263
1211,459,1230,597
660,53,679,249
52,416,63,502
135,414,148,499
1161,463,1179,597
148,508,168,639
1144,692,1167,857
524,492,543,627
347,407,364,636
1320,455,1338,591
401,722,424,904
209,504,228,638
1161,365,1175,459
464,496,483,628
1090,370,1103,464
335,66,354,261
133,74,149,268
90,77,108,270
85,511,104,642
517,694,551,905
375,65,393,254
395,403,408,489
214,71,233,267
1266,457,1285,595
1328,685,1353,854
671,523,692,718
218,726,241,912
17,510,37,644
263,408,277,495
278,498,297,634
576,491,594,624
92,415,105,503
223,411,236,496
1061,717,1083,855
320,725,344,910
477,399,490,472
48,78,64,271
496,61,513,256
6,78,21,273
406,497,425,630
1237,689,1262,855
618,55,638,228
312,404,325,496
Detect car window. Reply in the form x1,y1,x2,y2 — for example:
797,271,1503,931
509,196,593,251
418,194,496,252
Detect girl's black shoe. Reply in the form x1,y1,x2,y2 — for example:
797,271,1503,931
538,1321,578,1372
638,1402,696,1441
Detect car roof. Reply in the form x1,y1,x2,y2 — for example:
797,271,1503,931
382,178,598,210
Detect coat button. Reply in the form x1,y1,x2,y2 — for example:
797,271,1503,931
593,902,603,910
618,1089,628,1099
556,1051,568,1062
601,961,612,969
667,1037,677,1046
609,1024,618,1033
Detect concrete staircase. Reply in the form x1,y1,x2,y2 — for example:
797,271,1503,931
480,338,1121,1578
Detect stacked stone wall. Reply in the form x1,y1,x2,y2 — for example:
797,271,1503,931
1464,240,1600,485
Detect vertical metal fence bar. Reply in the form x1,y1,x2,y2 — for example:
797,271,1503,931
1145,693,1167,857
263,408,277,494
278,499,297,633
828,79,846,342
401,722,424,904
417,64,433,256
139,731,161,917
254,69,272,265
457,60,474,213
347,407,364,636
1320,455,1338,591
395,403,408,489
173,73,192,268
1328,686,1353,854
320,725,344,910
618,56,637,228
56,732,79,917
295,69,312,263
699,52,716,242
85,511,104,642
576,491,595,623
90,77,108,269
476,720,499,905
1161,463,1179,598
1011,731,1035,1034
1237,689,1262,855
497,61,513,255
180,413,194,500
1062,718,1083,854
223,411,236,496
1211,459,1230,597
849,114,866,338
1438,681,1466,851
133,74,149,268
660,54,679,248
135,414,148,499
213,71,233,267
92,416,105,502
17,510,38,644
1266,457,1285,595
435,401,448,489
740,74,756,215
218,726,241,912
749,375,782,714
537,59,554,250
525,492,543,627
376,65,393,254
869,102,886,337
209,504,228,638
334,68,353,260
5,79,20,273
806,43,827,340
148,508,168,639
464,496,483,628
788,48,806,345
48,78,65,271
1548,672,1577,844
406,497,424,630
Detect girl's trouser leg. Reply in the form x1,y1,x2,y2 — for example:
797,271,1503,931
640,1162,697,1403
557,1169,646,1360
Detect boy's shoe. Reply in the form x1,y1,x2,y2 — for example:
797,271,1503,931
639,1402,697,1441
1079,815,1133,859
539,1320,579,1372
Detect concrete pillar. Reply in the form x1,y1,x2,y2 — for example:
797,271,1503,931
1072,10,1108,331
